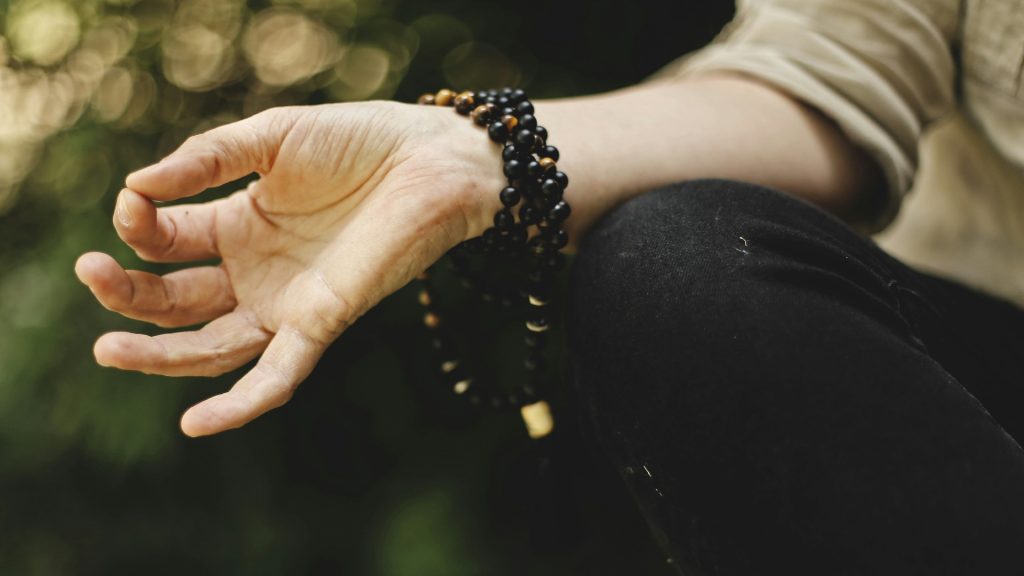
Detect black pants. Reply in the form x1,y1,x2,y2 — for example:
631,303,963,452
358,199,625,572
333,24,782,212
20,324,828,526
567,180,1024,575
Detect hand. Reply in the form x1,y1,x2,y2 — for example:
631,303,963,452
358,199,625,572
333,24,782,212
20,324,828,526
75,101,504,437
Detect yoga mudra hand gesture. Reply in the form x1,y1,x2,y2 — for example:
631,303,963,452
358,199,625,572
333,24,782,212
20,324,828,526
74,102,504,437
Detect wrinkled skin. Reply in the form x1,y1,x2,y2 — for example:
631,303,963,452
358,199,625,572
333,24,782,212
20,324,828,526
75,101,503,437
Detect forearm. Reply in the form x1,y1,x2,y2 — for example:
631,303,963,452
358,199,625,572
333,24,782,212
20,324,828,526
532,75,885,249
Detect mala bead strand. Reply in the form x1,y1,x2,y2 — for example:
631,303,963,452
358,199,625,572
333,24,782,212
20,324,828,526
415,87,570,441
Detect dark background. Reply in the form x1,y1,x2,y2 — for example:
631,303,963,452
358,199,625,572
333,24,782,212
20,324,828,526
0,0,732,573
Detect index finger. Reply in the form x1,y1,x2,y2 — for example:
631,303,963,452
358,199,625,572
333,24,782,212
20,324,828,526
125,108,293,201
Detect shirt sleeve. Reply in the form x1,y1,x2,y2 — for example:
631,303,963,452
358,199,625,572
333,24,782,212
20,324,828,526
651,0,960,229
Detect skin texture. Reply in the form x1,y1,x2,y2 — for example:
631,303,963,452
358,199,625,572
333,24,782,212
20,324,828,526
75,74,883,437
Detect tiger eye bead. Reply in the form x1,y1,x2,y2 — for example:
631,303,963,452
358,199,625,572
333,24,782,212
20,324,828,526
418,290,432,306
435,88,455,106
417,93,436,105
501,114,519,131
538,157,557,173
471,104,495,126
454,91,475,114
423,312,441,329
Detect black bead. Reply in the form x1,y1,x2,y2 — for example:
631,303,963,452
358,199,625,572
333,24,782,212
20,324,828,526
539,145,560,161
541,178,562,198
499,186,521,207
527,269,552,285
501,87,513,96
487,88,499,97
542,252,565,270
524,356,544,372
526,160,544,178
515,100,534,115
524,332,546,348
501,107,515,117
475,90,489,102
514,128,535,147
548,200,571,222
484,95,497,105
547,228,569,249
510,89,526,103
497,96,509,107
554,171,569,189
535,126,548,140
528,280,552,301
494,209,515,230
518,114,538,131
529,313,550,328
488,121,509,142
508,223,528,245
518,204,540,224
503,159,524,178
527,235,547,254
502,144,518,162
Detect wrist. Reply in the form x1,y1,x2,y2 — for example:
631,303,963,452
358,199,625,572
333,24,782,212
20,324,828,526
434,107,508,241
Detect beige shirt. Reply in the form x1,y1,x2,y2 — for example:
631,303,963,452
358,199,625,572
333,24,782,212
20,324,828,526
656,0,1024,306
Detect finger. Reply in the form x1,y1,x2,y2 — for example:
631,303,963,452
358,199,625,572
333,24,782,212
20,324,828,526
75,252,236,328
179,324,325,437
93,311,270,377
125,109,291,201
113,188,221,262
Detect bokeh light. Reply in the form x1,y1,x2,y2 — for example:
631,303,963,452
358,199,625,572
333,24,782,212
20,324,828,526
0,0,730,572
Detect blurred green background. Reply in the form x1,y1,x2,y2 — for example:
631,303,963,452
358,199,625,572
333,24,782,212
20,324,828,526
0,0,731,573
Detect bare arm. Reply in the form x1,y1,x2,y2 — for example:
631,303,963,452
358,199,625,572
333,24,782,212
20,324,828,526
510,75,887,248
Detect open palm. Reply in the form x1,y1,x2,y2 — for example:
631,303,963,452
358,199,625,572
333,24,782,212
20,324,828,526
75,101,502,437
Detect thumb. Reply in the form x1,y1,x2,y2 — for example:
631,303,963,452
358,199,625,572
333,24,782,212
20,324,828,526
125,108,293,201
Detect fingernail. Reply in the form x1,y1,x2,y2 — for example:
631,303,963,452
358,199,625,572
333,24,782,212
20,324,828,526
115,192,133,227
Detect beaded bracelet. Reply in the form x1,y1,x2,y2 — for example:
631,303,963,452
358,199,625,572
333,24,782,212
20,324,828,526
415,87,571,441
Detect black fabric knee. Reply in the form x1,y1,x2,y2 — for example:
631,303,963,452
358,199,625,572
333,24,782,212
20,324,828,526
566,179,1024,575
